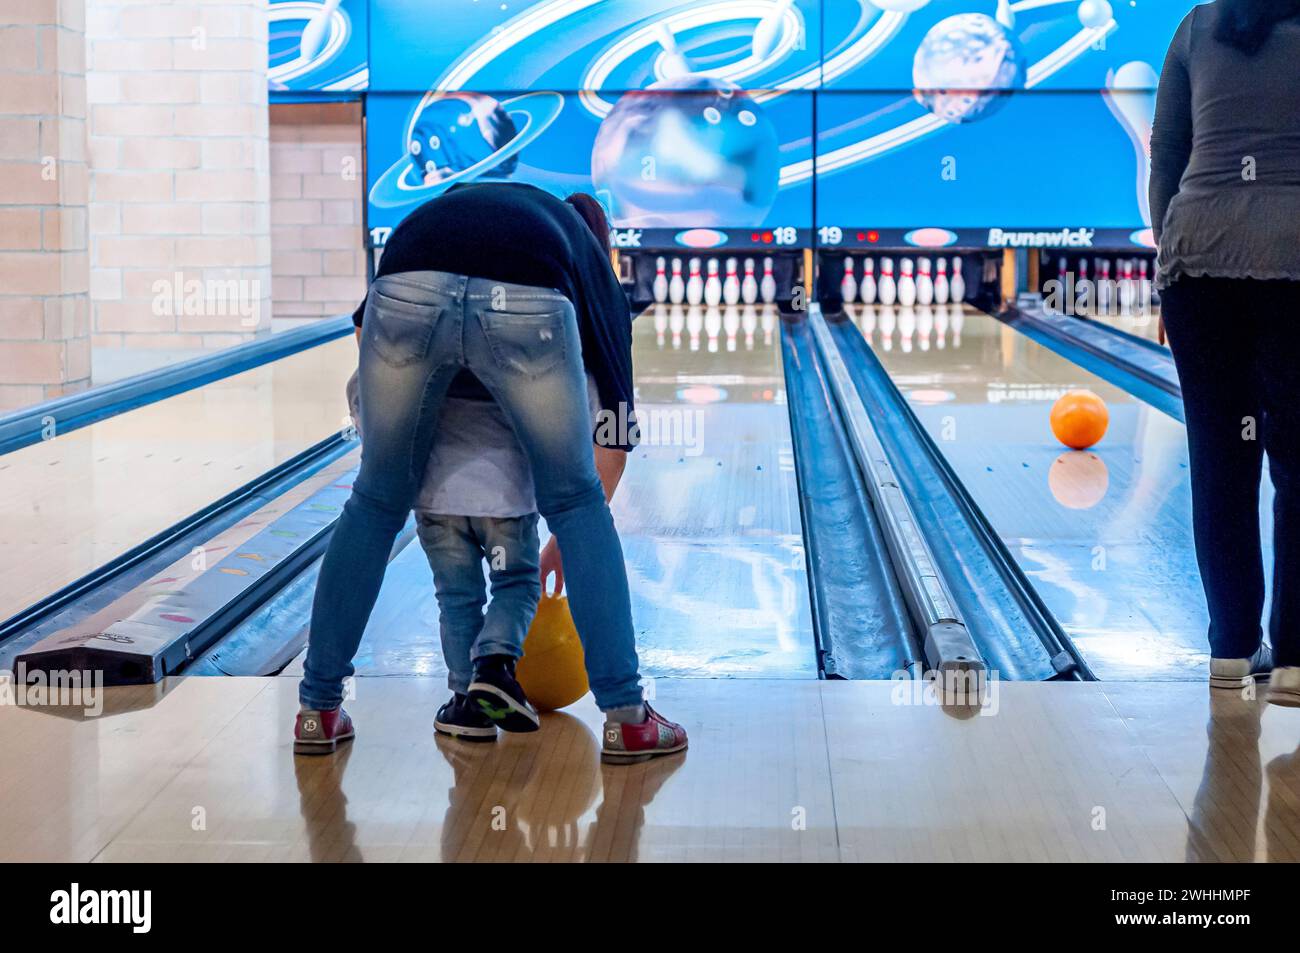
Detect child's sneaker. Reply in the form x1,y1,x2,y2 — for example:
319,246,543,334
293,705,355,755
601,703,687,764
468,655,540,733
435,693,498,741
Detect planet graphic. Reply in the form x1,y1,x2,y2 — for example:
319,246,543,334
369,90,565,210
591,76,780,228
912,13,1026,124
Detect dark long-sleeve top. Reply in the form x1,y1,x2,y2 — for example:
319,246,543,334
353,182,636,450
1150,3,1300,289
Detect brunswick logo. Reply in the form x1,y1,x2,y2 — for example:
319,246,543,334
986,227,1096,249
49,884,151,933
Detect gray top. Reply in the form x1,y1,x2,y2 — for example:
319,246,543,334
346,371,602,519
1150,2,1300,289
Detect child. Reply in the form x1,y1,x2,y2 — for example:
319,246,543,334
346,367,597,740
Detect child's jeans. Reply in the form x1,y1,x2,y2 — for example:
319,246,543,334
416,512,541,695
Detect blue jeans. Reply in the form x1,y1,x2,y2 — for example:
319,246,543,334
300,272,644,710
416,512,541,695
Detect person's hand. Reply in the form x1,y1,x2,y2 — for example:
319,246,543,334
539,537,564,596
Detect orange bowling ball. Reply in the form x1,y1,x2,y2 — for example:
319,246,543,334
516,595,589,712
1050,389,1109,450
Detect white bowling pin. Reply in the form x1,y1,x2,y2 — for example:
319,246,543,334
934,257,950,305
840,256,857,305
652,255,669,303
668,257,685,304
1104,62,1160,230
686,257,704,305
741,258,759,304
1097,258,1112,314
860,257,877,305
950,255,966,303
704,258,723,306
1075,258,1091,311
760,256,777,304
899,258,917,307
299,0,341,62
752,0,794,62
917,257,934,306
723,257,741,305
724,305,740,352
879,257,897,307
1119,259,1135,314
1138,259,1152,313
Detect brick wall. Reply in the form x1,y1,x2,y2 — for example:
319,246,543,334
269,101,365,325
85,0,271,355
0,0,92,411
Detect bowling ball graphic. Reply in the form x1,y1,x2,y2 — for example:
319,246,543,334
1050,389,1109,450
913,14,1026,124
592,76,780,227
406,92,519,186
516,595,588,712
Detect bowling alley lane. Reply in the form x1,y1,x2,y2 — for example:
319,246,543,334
338,303,818,680
848,303,1272,681
0,336,357,626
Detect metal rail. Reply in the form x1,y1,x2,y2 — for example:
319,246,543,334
807,306,985,685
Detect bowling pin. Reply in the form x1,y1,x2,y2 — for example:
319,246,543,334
1075,258,1091,311
1138,259,1152,314
1097,258,1112,314
652,255,669,303
917,257,934,306
653,22,691,80
705,306,721,353
687,305,703,351
950,255,966,303
668,257,685,304
1119,259,1135,315
860,257,877,305
723,257,741,305
934,257,950,305
840,256,857,305
1104,63,1160,231
879,257,897,307
898,306,916,354
686,257,704,305
879,305,896,352
704,258,723,306
760,256,777,304
752,0,794,62
299,0,340,62
899,258,917,307
741,258,759,304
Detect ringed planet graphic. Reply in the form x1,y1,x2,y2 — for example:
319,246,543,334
369,91,566,210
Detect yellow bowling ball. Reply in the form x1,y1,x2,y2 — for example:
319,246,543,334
517,595,589,712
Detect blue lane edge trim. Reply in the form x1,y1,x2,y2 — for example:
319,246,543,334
0,315,353,457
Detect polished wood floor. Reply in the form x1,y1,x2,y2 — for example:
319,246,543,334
1,677,1297,862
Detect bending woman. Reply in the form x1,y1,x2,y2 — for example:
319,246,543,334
293,183,686,762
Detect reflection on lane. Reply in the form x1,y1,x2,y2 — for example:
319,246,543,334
850,303,1223,680
350,304,816,681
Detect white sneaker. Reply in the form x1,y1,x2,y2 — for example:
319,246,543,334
1267,667,1300,707
1209,644,1272,690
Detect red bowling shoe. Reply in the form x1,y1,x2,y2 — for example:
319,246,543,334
294,706,355,755
601,703,687,764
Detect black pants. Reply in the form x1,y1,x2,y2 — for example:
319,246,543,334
1162,277,1300,665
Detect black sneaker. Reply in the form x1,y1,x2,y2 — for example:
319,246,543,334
434,693,498,742
468,655,540,733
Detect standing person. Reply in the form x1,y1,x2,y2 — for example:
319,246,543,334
294,183,686,762
1151,0,1300,702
